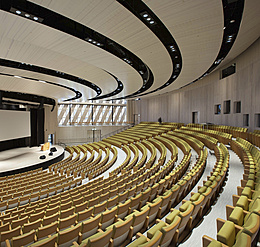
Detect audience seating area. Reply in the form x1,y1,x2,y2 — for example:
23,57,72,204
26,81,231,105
0,122,259,246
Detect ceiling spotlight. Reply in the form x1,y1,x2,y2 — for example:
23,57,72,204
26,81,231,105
25,13,30,17
92,41,96,44
223,26,226,30
139,70,144,75
97,43,101,46
230,19,235,23
33,16,39,21
143,13,148,18
16,10,21,14
88,38,92,42
147,17,151,21
149,21,155,24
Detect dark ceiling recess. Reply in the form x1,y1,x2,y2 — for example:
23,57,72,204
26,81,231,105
0,71,82,102
181,0,244,88
115,0,182,99
90,71,124,100
0,58,96,101
0,90,56,111
0,0,154,99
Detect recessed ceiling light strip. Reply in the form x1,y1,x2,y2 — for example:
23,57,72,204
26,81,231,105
0,71,82,101
115,0,182,98
0,0,154,99
181,0,245,88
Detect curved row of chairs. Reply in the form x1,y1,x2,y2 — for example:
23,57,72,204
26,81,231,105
2,122,259,246
128,130,230,247
0,169,78,212
202,135,260,246
0,123,197,245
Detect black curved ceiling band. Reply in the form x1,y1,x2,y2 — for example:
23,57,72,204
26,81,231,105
0,0,154,99
0,70,82,101
115,0,182,98
181,0,245,88
0,90,56,111
89,71,124,100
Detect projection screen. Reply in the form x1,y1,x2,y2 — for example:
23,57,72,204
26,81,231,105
0,110,31,142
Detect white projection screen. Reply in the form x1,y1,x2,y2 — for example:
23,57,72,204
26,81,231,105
0,110,31,142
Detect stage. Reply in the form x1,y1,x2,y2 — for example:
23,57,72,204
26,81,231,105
0,145,64,177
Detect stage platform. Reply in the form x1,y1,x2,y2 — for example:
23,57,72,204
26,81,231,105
0,145,64,177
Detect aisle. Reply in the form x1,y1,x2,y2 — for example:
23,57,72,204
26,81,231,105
180,150,244,246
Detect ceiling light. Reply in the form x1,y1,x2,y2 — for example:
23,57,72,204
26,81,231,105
97,43,101,46
223,26,226,30
14,75,22,78
16,10,21,14
149,21,155,24
33,16,39,21
88,38,92,42
147,17,151,21
230,20,235,23
142,13,148,18
25,13,30,17
39,80,46,83
92,41,96,44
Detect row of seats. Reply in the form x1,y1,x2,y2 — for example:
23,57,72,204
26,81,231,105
11,127,191,245
93,133,207,247
131,132,229,247
0,122,230,246
202,136,260,246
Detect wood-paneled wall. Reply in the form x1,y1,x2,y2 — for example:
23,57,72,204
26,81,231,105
134,37,260,131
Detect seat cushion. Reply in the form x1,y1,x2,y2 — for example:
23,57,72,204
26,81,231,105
207,239,223,247
236,196,249,211
228,207,244,226
165,209,180,224
217,220,235,246
147,221,166,239
241,187,252,198
242,213,260,237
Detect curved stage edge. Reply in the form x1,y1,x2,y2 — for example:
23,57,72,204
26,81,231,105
0,145,64,177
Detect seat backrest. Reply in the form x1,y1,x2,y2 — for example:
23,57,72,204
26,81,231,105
42,212,59,227
84,228,113,247
160,216,181,247
116,200,131,219
81,215,101,240
109,216,133,247
100,207,117,230
29,233,57,247
22,219,42,234
0,226,21,247
36,221,58,241
12,229,35,247
57,223,81,247
58,213,77,231
77,207,93,223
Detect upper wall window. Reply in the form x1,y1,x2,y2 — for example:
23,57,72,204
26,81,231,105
214,104,221,115
224,100,231,114
234,101,241,113
221,63,236,79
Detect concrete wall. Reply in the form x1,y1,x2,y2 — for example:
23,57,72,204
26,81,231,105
135,38,260,131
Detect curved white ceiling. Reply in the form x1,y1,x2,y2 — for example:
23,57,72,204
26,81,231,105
0,0,259,102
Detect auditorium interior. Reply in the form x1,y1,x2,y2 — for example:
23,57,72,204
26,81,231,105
0,0,260,246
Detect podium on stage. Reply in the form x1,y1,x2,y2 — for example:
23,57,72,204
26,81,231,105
41,142,50,151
